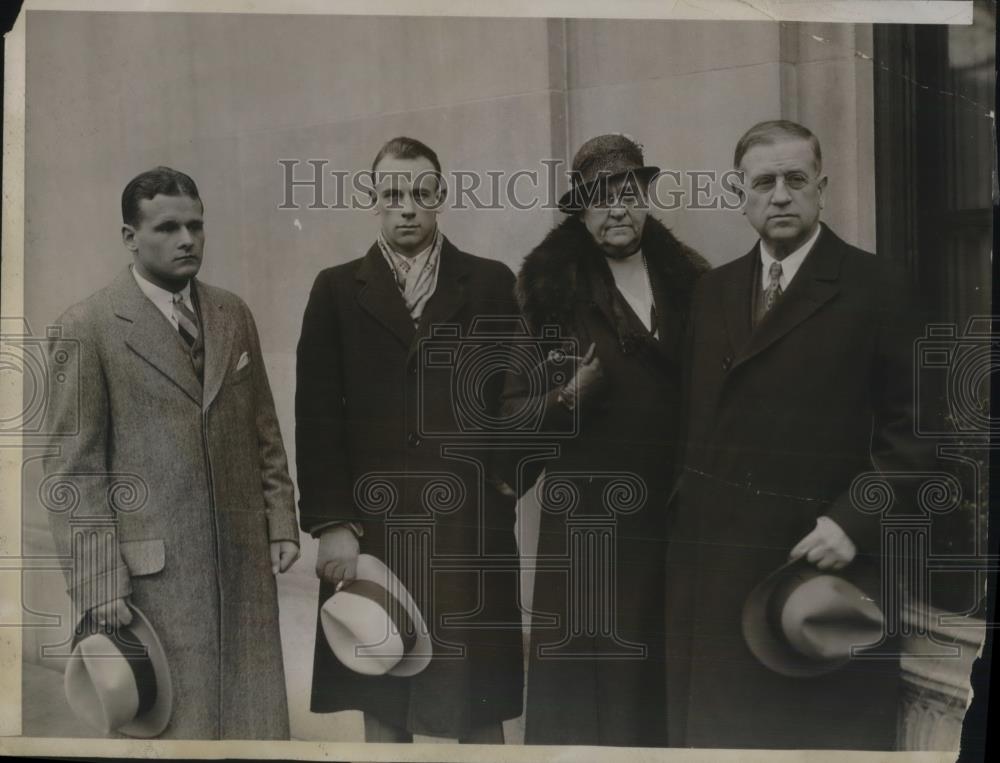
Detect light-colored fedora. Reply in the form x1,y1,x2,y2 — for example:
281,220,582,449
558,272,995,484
320,553,432,677
741,557,885,678
64,603,172,737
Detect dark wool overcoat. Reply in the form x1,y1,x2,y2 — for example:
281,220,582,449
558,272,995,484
44,268,298,739
295,238,524,738
665,224,928,750
503,215,708,747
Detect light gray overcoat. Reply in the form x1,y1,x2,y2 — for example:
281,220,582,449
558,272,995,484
44,267,298,739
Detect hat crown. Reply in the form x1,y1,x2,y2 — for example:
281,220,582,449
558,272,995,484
743,558,887,678
320,554,432,678
64,606,172,737
571,133,647,185
66,632,143,733
779,577,884,660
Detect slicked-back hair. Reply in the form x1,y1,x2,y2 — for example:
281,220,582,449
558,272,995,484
370,136,442,180
122,166,201,227
733,120,823,173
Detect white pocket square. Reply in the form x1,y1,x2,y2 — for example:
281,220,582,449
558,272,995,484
236,351,250,371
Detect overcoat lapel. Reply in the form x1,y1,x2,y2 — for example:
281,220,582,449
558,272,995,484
409,239,471,360
580,260,620,341
720,248,756,359
356,243,416,350
111,268,202,405
646,251,690,367
730,225,843,372
410,240,470,349
196,281,234,411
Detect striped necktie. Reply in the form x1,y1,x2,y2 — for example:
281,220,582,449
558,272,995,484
763,261,783,313
171,292,204,381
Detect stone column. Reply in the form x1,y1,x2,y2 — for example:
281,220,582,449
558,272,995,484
898,604,985,750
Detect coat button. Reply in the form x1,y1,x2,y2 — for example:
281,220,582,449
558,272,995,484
722,356,733,371
407,432,422,447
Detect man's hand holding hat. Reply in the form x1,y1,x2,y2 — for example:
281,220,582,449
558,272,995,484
90,597,133,629
317,525,360,586
789,516,857,571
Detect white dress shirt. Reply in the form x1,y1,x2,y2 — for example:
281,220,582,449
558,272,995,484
131,265,194,331
606,249,656,334
759,224,822,291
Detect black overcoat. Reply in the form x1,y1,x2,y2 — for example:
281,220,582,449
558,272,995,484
665,224,926,749
503,215,708,746
295,238,524,738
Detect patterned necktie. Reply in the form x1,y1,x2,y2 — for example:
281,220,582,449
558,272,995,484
390,256,412,289
763,260,783,313
172,292,204,381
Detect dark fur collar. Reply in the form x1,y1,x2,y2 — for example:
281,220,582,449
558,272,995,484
516,215,709,332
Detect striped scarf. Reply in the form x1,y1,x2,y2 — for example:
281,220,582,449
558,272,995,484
377,227,443,325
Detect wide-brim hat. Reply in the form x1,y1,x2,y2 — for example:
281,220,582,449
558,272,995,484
557,133,660,213
64,603,172,737
320,553,432,678
742,557,885,678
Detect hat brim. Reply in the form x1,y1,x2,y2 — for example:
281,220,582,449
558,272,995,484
741,558,851,679
118,604,173,737
557,165,660,213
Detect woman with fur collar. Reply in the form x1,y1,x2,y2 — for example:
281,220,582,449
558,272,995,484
503,134,708,747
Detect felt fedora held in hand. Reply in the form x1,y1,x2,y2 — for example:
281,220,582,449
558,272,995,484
557,133,660,213
742,557,885,678
320,553,432,677
64,604,172,737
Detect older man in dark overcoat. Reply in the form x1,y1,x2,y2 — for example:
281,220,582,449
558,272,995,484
295,137,523,743
665,120,932,749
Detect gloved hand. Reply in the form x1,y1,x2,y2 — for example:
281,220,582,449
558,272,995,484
559,342,606,410
315,525,359,587
89,597,133,629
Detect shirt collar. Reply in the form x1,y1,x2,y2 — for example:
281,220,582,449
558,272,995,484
759,223,822,287
131,264,192,310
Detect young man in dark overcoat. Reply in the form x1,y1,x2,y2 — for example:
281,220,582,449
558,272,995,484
296,137,524,743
